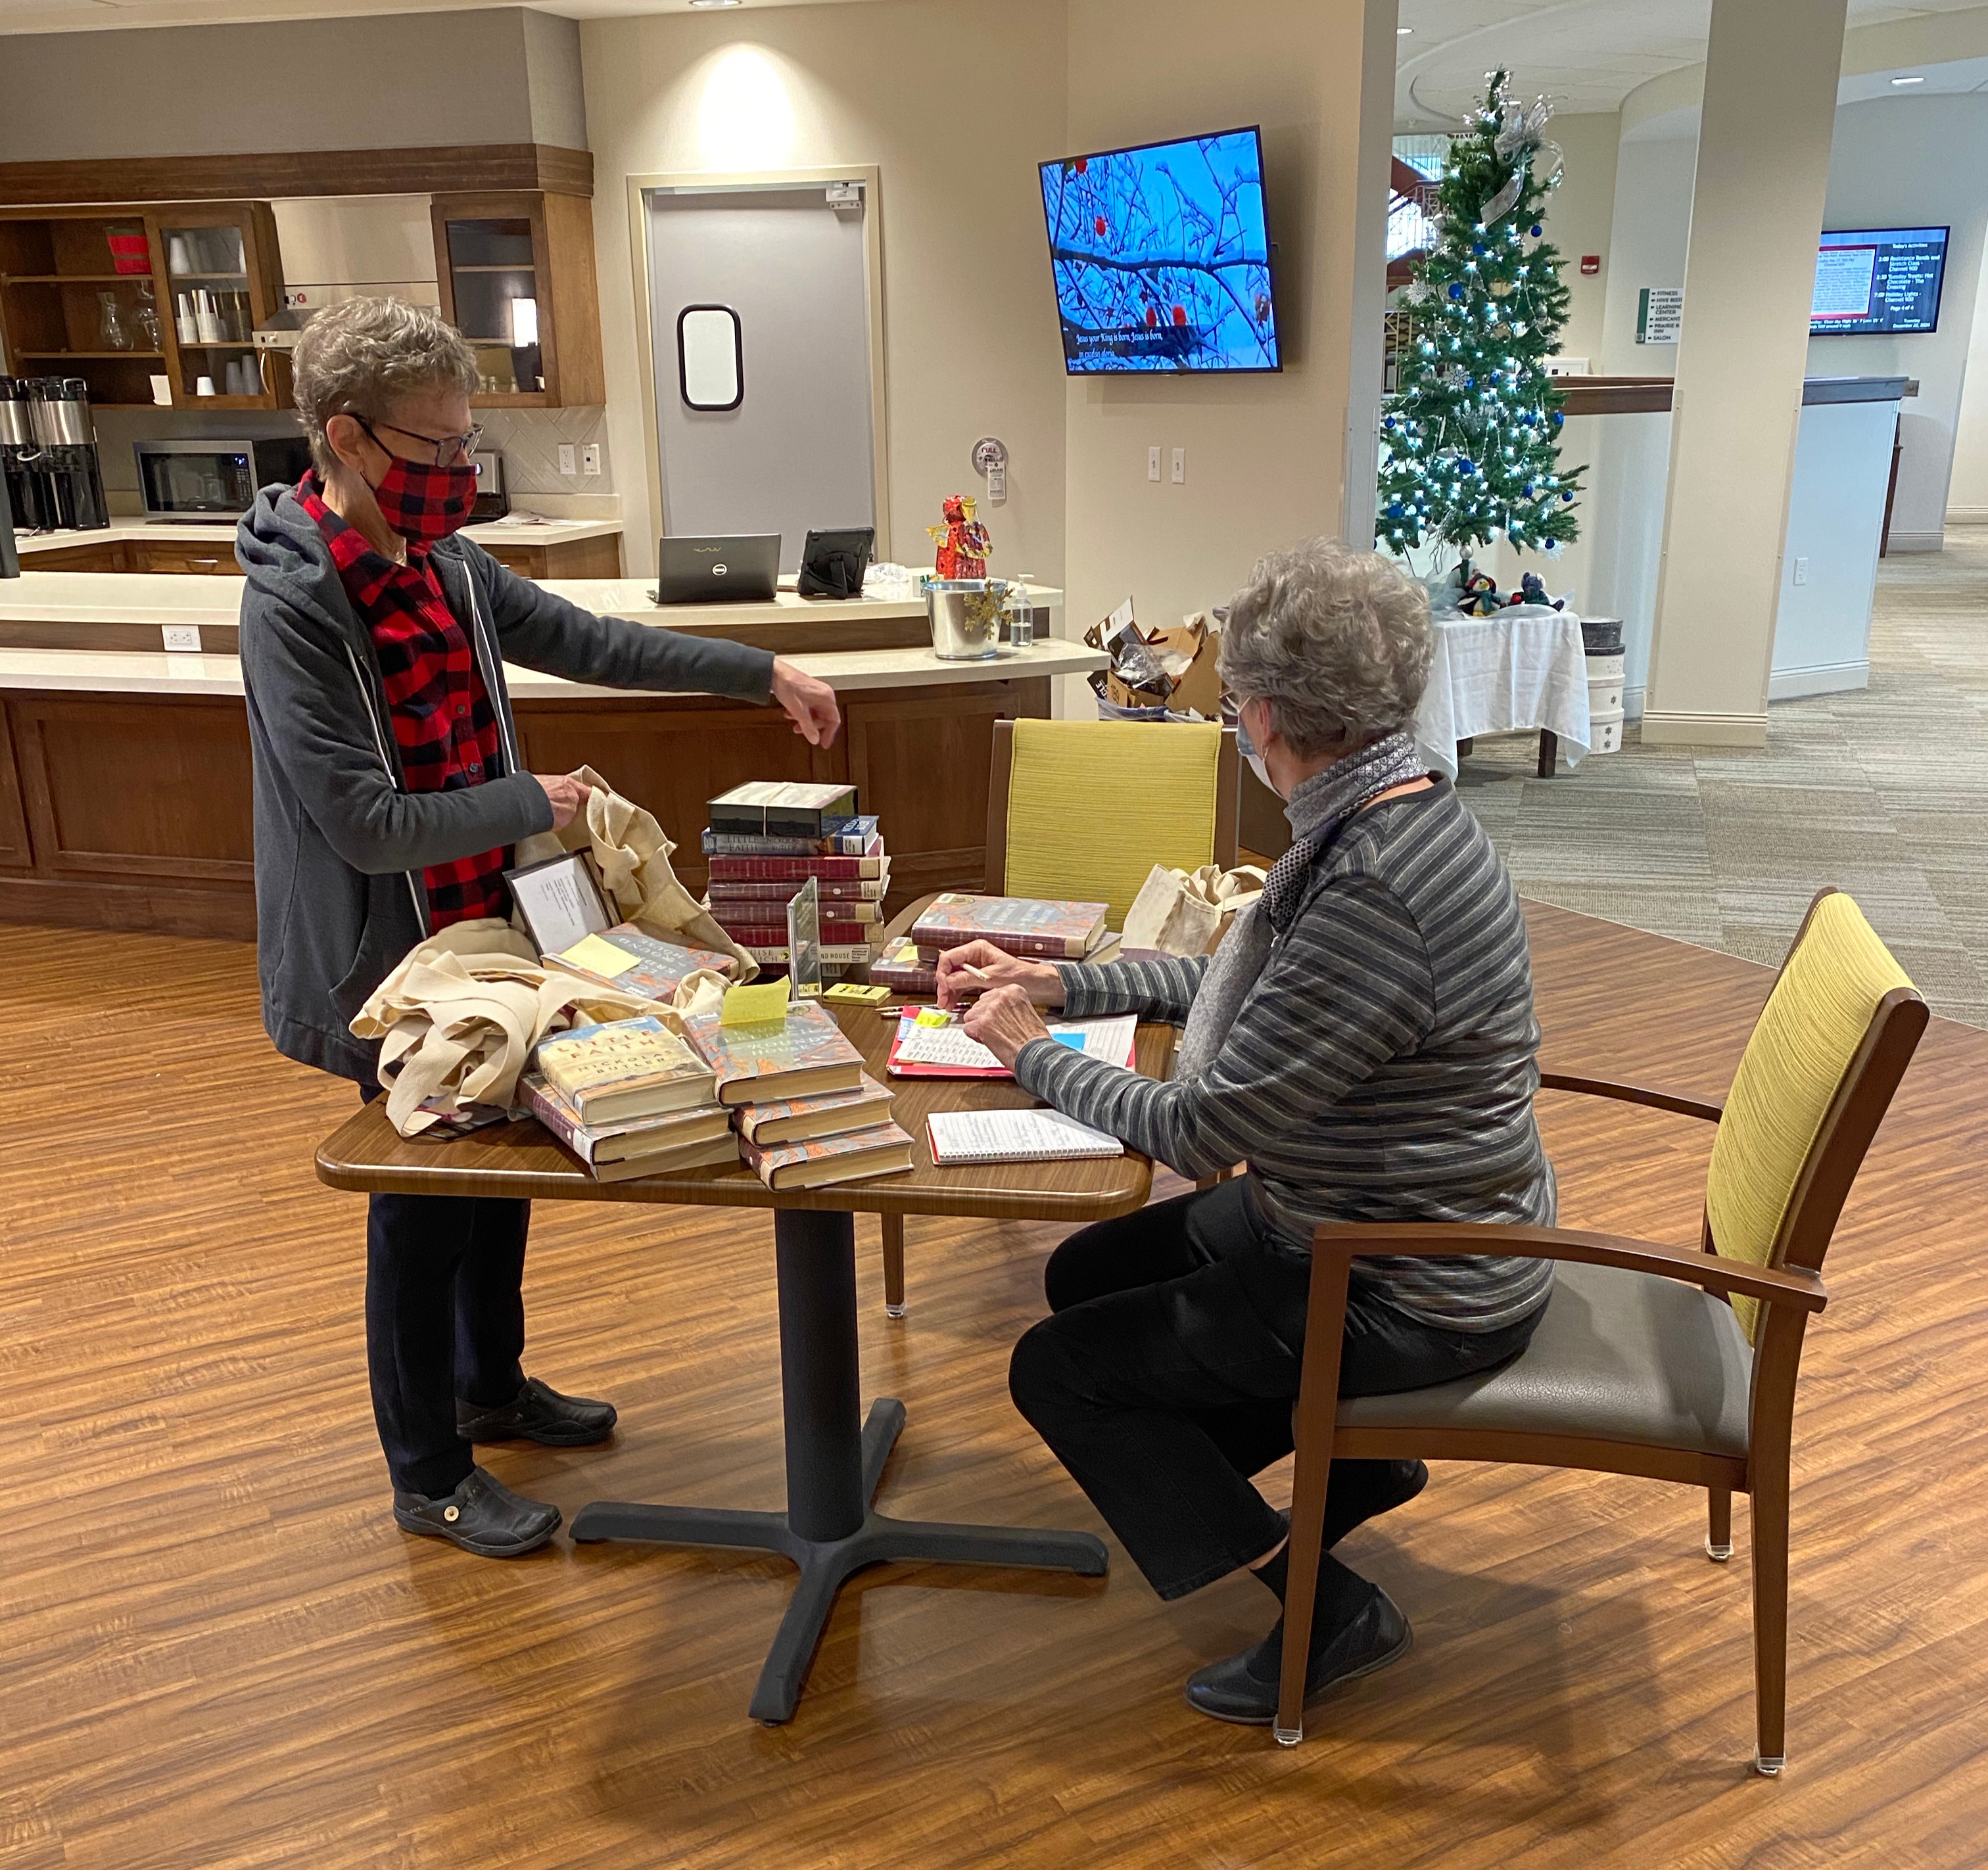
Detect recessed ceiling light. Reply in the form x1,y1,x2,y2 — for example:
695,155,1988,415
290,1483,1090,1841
1397,24,1413,34
689,0,742,9
1891,74,1925,85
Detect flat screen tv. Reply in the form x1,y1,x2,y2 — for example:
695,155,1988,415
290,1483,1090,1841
1810,226,1949,336
1039,126,1279,374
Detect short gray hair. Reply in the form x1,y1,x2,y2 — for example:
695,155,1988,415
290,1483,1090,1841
1217,538,1432,757
291,296,479,473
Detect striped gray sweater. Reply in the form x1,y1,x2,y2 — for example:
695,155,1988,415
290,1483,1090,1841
1015,781,1555,1332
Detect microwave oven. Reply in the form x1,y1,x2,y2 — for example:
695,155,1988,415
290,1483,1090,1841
134,436,313,520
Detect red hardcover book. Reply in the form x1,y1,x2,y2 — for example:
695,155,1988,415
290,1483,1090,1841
738,1120,916,1190
910,893,1108,960
542,922,737,998
702,876,889,903
680,998,867,1105
705,854,889,883
870,935,936,996
709,891,882,923
711,917,878,947
734,1072,894,1146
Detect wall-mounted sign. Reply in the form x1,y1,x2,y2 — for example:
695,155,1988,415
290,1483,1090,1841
1636,287,1683,344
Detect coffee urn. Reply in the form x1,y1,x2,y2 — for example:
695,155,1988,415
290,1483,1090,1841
0,377,49,534
25,376,110,531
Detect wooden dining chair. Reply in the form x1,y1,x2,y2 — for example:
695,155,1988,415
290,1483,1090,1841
1275,887,1928,1772
876,717,1239,1320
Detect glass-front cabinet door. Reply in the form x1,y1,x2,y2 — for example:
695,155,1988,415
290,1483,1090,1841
151,202,289,410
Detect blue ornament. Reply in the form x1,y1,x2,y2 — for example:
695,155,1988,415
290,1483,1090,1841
1473,242,1486,255
1448,283,1464,300
1552,411,1563,427
1530,223,1543,237
1561,490,1574,502
1459,458,1476,474
1382,415,1396,430
1388,503,1403,518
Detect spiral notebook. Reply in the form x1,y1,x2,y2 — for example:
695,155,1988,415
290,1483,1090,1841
925,1109,1124,1165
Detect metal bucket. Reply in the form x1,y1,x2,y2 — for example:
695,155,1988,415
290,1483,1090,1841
926,578,1008,661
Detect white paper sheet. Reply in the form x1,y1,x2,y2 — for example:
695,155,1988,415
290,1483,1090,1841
926,1109,1125,1164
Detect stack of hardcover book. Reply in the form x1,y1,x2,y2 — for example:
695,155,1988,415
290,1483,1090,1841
908,893,1111,966
681,998,915,1190
543,922,740,998
701,782,889,977
523,1015,740,1182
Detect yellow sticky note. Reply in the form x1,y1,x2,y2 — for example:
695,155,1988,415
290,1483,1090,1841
561,932,638,979
721,980,793,1027
914,1006,955,1028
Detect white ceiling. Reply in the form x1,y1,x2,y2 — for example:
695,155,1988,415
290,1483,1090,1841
1396,0,1988,126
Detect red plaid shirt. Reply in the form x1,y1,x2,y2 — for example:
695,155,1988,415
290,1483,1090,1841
299,474,509,928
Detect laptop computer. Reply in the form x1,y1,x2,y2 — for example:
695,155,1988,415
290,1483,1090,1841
651,533,781,605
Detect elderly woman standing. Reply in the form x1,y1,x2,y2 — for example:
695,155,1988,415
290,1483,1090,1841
937,538,1555,1725
237,297,841,1559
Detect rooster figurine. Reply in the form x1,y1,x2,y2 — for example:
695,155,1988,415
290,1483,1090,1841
928,494,991,579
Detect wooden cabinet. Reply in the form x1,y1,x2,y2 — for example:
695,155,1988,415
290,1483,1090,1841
16,540,130,572
431,192,604,408
478,533,623,579
128,538,236,575
0,202,289,411
0,678,1051,938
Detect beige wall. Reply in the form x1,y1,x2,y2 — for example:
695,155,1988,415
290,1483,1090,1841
1544,112,1620,369
579,0,1072,584
1061,0,1395,636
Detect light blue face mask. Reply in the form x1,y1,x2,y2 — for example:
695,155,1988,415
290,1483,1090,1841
1236,702,1275,795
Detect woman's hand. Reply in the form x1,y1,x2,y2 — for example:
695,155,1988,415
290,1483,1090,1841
935,939,1066,1010
961,984,1053,1071
770,657,842,748
533,771,592,831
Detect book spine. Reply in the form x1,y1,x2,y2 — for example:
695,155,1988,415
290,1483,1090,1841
742,942,875,964
912,929,1076,960
519,1077,595,1163
707,883,884,908
701,822,874,856
714,918,876,945
706,856,883,881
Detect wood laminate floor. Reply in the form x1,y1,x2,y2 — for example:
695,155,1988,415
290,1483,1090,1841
3,906,1985,1869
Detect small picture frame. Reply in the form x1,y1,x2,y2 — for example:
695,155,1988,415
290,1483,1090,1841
504,850,615,958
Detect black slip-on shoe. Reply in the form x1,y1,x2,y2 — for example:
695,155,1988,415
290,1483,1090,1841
457,1376,617,1447
392,1465,561,1558
1183,1586,1413,1726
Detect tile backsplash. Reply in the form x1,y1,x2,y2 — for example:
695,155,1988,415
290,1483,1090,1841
475,409,613,496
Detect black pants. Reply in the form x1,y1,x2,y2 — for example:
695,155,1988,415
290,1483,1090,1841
1008,1179,1541,1606
360,1098,530,1496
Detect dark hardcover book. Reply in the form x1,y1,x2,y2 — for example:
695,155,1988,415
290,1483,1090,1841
711,915,879,947
708,891,881,923
741,941,875,966
702,875,889,903
705,853,889,883
869,936,937,996
542,922,737,998
738,1119,916,1191
910,893,1109,960
700,817,881,858
680,998,867,1106
519,1073,734,1177
707,781,860,840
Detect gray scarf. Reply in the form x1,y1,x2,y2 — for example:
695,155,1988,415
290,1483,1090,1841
1173,731,1427,1081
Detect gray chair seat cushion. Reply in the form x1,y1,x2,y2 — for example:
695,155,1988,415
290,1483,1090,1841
1337,1258,1753,1459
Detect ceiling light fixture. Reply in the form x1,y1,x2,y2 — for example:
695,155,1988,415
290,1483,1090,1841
689,0,743,9
1398,25,1413,34
1891,74,1924,85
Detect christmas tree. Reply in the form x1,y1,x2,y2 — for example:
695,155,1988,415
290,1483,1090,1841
1377,72,1584,568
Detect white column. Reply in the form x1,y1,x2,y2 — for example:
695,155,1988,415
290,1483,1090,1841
1642,0,1849,747
1340,0,1399,549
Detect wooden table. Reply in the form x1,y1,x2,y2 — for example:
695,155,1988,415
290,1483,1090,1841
316,1004,1175,1725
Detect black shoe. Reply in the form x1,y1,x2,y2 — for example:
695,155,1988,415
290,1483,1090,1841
457,1376,617,1447
1184,1586,1412,1726
392,1466,561,1558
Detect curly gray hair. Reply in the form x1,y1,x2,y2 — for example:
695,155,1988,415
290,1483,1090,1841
291,296,479,473
1216,538,1432,757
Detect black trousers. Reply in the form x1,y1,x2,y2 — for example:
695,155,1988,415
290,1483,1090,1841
1008,1178,1541,1607
360,1096,531,1496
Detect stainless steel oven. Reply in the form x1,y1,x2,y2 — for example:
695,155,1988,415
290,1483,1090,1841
134,436,312,519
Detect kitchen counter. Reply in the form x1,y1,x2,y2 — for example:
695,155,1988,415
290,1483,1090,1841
0,574,1101,941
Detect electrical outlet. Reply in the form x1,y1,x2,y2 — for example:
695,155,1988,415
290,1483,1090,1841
557,444,577,477
1171,447,1186,484
1148,446,1162,482
581,442,602,476
1792,556,1809,586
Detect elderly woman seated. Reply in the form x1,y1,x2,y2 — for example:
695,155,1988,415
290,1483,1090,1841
935,538,1555,1727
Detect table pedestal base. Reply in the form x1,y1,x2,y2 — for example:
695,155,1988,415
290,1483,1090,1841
569,1208,1108,1725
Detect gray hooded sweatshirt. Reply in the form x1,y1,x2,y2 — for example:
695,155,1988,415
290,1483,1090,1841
235,484,775,1082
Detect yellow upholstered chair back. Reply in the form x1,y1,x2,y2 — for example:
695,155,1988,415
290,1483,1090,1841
1705,892,1914,1340
993,719,1235,929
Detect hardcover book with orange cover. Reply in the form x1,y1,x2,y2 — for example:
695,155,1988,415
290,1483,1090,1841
543,923,737,998
680,1000,867,1106
738,1119,916,1190
734,1072,894,1146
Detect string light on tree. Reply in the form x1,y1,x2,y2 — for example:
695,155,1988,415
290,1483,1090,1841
1378,70,1586,565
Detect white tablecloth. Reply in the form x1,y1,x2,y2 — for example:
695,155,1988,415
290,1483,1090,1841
1413,605,1592,780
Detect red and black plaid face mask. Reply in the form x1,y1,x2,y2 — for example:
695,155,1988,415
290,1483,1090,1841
369,451,479,548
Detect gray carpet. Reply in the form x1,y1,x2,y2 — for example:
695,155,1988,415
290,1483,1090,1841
1457,530,1988,1029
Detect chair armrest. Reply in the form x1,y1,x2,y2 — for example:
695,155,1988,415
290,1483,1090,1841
1307,1221,1824,1314
1538,1069,1725,1124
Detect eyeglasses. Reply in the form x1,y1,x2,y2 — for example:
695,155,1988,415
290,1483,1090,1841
354,415,484,468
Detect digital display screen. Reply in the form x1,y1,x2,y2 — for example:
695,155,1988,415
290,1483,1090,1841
1039,127,1279,375
1810,227,1949,336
